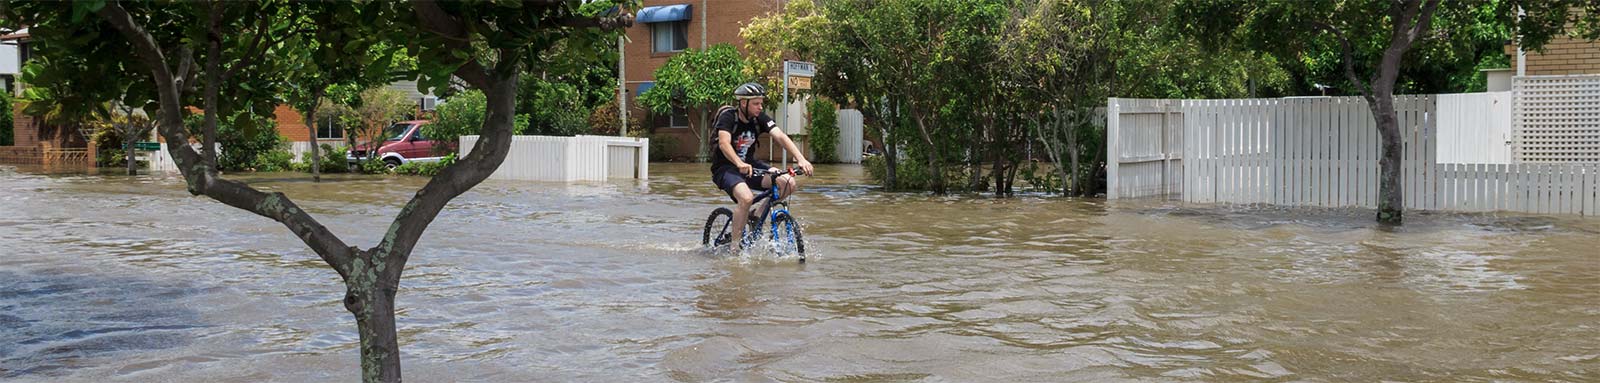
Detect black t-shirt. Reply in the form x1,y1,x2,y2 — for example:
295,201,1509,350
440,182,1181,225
710,106,777,172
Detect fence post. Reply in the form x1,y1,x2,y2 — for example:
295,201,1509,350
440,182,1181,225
1107,98,1120,199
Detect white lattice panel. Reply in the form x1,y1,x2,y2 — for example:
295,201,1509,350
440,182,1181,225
1514,75,1600,163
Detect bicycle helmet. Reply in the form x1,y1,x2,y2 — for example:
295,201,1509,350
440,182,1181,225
733,82,766,99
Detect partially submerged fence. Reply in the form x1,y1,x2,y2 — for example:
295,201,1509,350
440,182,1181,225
459,135,649,182
1108,76,1600,216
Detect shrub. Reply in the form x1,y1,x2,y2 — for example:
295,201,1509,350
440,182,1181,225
185,113,285,172
253,148,295,172
806,97,839,163
392,153,455,176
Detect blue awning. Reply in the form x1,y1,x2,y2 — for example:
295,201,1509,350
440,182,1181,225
636,82,655,95
636,4,691,23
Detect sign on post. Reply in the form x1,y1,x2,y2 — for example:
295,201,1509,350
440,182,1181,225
788,76,811,90
780,60,818,168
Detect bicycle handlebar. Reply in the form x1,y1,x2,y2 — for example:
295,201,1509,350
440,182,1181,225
751,167,806,177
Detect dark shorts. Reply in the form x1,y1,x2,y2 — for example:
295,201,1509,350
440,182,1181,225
711,165,769,197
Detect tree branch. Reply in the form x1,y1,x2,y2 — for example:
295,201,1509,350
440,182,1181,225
372,74,520,281
1311,20,1370,98
99,0,357,279
555,14,635,30
218,9,271,84
410,0,493,89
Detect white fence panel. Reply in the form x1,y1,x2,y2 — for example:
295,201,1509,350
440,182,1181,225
460,135,648,182
1107,98,1181,199
1438,92,1513,164
837,109,864,164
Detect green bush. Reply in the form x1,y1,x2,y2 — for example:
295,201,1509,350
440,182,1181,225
636,132,673,162
423,90,532,150
293,144,351,174
807,98,839,163
518,80,590,136
392,153,455,176
185,113,285,172
865,154,930,190
0,92,12,146
253,148,294,172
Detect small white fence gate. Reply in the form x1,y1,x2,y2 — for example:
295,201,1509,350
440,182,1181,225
1108,76,1600,216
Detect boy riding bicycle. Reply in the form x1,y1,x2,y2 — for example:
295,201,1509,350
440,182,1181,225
711,82,815,253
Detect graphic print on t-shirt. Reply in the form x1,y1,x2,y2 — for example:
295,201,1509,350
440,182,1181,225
736,130,756,158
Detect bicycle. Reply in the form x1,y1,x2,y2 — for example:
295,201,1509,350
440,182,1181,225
702,167,807,262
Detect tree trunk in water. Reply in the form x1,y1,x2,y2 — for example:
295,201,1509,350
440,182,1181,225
125,132,138,176
881,100,898,191
344,254,400,383
1065,118,1082,197
1371,94,1403,224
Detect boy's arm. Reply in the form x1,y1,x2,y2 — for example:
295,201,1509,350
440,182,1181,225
717,130,752,176
767,128,814,175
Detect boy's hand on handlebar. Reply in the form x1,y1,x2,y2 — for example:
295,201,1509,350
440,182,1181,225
797,160,814,177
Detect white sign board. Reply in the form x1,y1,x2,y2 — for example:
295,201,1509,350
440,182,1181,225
785,61,816,78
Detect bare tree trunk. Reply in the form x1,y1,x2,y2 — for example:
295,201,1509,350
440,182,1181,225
912,113,944,194
1065,114,1083,197
1317,0,1438,224
308,87,323,182
881,98,899,190
1373,95,1402,223
200,4,222,167
125,129,138,176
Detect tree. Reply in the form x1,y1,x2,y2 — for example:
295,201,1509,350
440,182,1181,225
281,4,405,182
105,104,155,175
1183,0,1599,224
423,89,531,146
350,86,413,164
2,2,634,382
637,43,749,161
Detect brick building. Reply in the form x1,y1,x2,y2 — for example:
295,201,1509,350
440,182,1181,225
622,0,807,161
1506,19,1600,75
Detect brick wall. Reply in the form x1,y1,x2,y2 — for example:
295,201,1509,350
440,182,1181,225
12,107,37,147
275,104,311,142
1511,36,1600,75
622,0,779,159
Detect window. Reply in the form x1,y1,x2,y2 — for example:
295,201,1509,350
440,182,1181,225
652,21,687,53
316,116,344,139
667,106,689,128
385,123,412,141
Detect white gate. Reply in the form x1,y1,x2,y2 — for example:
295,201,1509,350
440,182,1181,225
837,109,864,164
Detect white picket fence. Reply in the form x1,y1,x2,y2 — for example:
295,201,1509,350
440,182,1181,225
459,135,648,182
1108,92,1600,216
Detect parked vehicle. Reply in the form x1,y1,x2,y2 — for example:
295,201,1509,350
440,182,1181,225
347,120,453,171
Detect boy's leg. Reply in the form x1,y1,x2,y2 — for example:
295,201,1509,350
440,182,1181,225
729,182,755,252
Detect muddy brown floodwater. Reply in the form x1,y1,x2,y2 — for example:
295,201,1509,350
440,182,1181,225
1,163,1597,382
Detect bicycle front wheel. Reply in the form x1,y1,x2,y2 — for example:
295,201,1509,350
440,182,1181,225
770,212,806,262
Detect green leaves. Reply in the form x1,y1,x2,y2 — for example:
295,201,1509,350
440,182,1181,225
638,44,749,114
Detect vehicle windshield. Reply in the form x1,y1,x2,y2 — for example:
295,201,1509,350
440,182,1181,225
384,123,412,141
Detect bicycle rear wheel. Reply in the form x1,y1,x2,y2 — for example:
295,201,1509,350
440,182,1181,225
703,207,734,247
770,212,806,262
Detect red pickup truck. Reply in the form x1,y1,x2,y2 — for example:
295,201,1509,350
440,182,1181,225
347,120,454,170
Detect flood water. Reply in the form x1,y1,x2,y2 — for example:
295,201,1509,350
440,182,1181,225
1,162,1597,382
